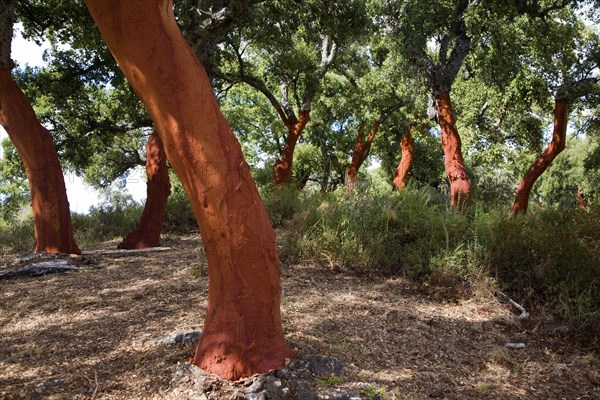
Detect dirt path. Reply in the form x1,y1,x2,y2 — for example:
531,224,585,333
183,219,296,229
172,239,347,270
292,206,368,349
1,236,598,399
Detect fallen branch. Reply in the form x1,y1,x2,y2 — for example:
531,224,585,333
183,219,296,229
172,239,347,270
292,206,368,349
0,260,93,280
498,291,529,320
82,247,171,257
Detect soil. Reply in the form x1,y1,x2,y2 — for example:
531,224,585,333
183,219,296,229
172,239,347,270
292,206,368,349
1,235,599,399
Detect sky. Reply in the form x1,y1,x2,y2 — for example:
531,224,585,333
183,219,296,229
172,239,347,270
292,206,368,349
1,25,146,214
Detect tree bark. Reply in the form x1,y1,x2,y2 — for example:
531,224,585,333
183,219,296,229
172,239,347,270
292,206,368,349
0,70,81,255
84,0,295,380
346,121,381,187
512,100,568,215
392,123,415,191
436,91,471,207
274,109,310,186
118,131,171,249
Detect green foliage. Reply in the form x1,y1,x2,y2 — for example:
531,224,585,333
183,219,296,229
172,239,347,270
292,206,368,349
315,375,343,386
162,172,197,234
71,189,142,245
282,188,600,327
286,187,465,277
0,213,35,255
360,384,386,400
0,139,29,220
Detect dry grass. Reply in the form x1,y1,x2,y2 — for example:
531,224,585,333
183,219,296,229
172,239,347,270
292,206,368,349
1,235,599,399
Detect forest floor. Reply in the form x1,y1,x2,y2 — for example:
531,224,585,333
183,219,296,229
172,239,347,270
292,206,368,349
0,235,599,400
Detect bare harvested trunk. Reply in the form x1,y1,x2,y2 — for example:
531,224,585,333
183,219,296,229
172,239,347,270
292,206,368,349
0,70,80,254
274,110,309,186
118,132,171,249
392,123,416,191
512,100,568,215
436,91,471,207
347,121,380,187
85,0,295,380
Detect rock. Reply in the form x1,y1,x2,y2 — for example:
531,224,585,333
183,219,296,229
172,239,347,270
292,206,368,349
310,355,343,378
156,330,201,345
166,347,365,399
34,378,69,394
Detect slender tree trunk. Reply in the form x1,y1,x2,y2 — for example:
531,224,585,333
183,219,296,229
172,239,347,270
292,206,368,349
118,132,171,249
436,91,471,207
319,129,331,192
274,110,309,186
85,0,295,380
512,100,568,215
392,123,415,191
577,187,587,210
347,121,380,187
0,70,80,254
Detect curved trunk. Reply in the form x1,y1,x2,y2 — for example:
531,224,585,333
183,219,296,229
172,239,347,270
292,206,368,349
512,100,568,215
274,110,309,186
392,124,415,191
0,70,80,254
118,131,171,249
436,91,471,207
85,0,295,380
347,121,380,187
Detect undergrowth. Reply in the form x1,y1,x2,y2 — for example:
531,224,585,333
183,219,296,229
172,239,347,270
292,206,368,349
278,187,600,330
1,185,599,330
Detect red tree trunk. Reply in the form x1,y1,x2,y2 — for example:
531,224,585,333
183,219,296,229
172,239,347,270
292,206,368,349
0,70,80,254
85,0,295,380
392,123,415,191
118,131,171,249
436,91,471,207
512,100,568,215
347,121,380,187
273,110,310,186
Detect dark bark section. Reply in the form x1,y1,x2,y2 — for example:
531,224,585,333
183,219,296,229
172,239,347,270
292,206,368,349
0,0,14,70
84,0,294,380
118,131,171,249
183,0,264,79
0,71,81,254
392,123,415,191
512,100,568,215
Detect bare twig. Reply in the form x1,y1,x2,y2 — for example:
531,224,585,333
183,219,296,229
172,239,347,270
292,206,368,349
498,291,529,320
91,370,99,400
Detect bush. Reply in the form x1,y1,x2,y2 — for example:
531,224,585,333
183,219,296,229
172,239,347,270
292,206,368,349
283,186,600,328
72,190,142,245
0,213,35,255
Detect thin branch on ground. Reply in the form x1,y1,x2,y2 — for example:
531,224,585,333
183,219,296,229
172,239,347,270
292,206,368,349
498,291,529,320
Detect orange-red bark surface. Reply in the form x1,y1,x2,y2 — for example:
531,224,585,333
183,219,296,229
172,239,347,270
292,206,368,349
392,124,415,191
274,109,310,186
436,91,471,207
0,70,80,254
512,100,568,215
119,132,170,249
347,121,381,186
84,0,295,380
